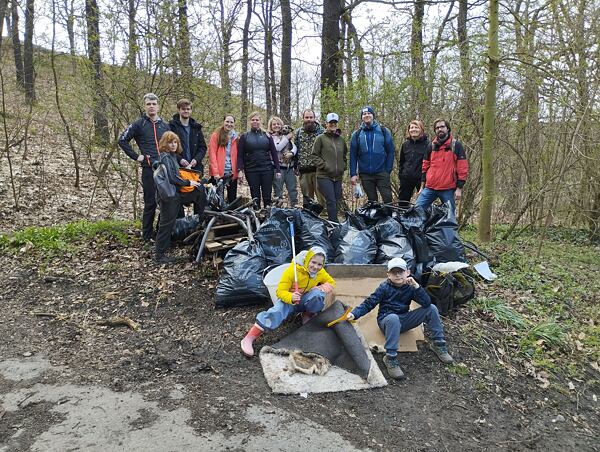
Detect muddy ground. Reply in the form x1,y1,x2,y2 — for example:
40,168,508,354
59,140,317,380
0,237,598,452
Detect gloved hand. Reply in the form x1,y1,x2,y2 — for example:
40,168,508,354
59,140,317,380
318,283,334,294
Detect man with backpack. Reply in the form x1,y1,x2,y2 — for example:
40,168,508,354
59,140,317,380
349,106,395,203
415,118,469,216
119,93,170,243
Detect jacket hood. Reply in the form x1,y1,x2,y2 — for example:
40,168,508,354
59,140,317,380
294,246,327,270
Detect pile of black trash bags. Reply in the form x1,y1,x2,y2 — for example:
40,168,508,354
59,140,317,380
215,202,466,308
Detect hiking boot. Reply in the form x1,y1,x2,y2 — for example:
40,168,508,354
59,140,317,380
383,355,405,380
155,254,177,265
431,342,454,364
241,324,264,357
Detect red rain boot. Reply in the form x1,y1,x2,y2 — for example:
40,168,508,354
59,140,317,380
240,324,264,357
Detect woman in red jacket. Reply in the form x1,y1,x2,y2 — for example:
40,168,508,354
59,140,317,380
208,115,239,203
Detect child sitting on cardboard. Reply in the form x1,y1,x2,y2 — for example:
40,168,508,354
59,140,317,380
346,257,453,379
241,246,335,357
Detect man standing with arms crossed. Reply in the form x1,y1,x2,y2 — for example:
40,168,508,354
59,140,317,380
119,93,170,242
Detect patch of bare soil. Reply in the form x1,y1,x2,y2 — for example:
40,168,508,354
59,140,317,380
1,240,598,451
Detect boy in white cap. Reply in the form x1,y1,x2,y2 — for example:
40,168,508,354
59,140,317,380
346,257,453,379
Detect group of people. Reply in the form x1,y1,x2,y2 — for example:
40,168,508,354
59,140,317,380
118,93,469,263
118,92,463,378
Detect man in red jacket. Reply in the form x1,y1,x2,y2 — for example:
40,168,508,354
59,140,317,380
415,118,468,216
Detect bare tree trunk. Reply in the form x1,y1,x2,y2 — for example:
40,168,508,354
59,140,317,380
127,0,137,68
426,1,455,101
23,0,35,103
177,0,193,96
10,0,24,89
85,0,110,144
0,0,8,43
457,0,474,118
478,0,499,242
321,0,342,92
260,0,273,119
240,0,253,122
279,0,291,123
410,0,426,117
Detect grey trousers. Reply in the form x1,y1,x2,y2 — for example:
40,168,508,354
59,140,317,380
273,166,298,205
360,172,392,203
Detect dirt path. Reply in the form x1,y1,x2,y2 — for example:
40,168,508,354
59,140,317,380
0,247,598,451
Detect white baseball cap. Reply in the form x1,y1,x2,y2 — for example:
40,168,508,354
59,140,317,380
387,257,408,272
326,113,339,123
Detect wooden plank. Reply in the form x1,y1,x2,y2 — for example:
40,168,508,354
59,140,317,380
205,242,223,252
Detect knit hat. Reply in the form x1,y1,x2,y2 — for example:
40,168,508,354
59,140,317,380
361,106,375,118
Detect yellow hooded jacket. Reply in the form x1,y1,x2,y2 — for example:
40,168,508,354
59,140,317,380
275,248,336,304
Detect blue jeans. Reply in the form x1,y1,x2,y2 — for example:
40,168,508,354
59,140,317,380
416,188,456,214
256,288,325,331
378,304,445,357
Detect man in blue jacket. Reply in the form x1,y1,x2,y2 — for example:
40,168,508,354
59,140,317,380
349,106,395,203
118,93,170,242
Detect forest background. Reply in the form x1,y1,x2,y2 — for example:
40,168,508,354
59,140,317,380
1,0,599,241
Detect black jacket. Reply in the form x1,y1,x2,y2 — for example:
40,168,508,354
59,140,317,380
118,114,170,168
399,134,429,180
169,114,207,175
237,129,280,173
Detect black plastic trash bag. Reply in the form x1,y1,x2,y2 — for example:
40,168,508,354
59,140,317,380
331,215,377,264
374,217,415,269
425,202,466,263
171,214,200,242
398,205,428,231
355,202,393,228
295,210,335,260
255,208,296,266
215,241,270,308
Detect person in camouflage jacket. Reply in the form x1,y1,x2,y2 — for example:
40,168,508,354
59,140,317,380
294,109,325,207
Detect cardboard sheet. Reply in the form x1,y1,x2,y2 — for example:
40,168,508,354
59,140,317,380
332,277,424,353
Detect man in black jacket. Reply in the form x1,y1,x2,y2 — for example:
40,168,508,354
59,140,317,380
118,93,170,242
169,99,207,175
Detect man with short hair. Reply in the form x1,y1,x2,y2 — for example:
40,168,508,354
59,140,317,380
415,118,469,216
349,106,395,204
119,93,170,242
295,109,325,207
169,99,207,174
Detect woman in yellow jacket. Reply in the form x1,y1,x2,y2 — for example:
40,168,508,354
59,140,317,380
241,246,335,357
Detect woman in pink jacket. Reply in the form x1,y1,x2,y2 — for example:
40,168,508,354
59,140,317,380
208,114,239,203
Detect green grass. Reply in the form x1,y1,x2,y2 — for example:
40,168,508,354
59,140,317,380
460,225,600,381
0,220,138,254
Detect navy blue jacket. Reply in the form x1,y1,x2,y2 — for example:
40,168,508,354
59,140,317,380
118,114,170,168
349,121,395,177
351,280,431,324
169,114,207,175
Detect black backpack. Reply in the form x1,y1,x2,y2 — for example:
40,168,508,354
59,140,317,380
424,268,475,315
